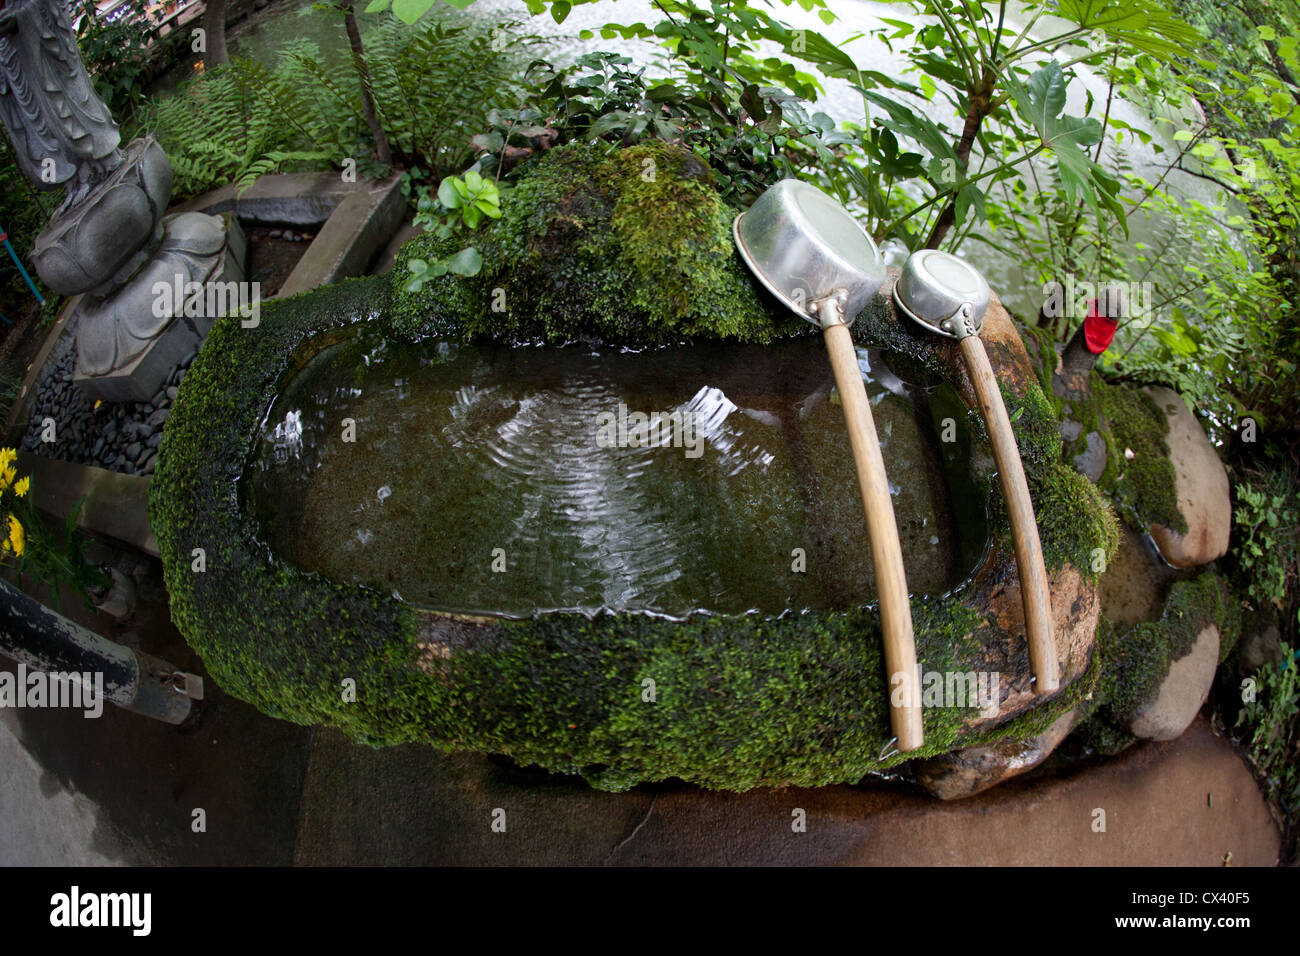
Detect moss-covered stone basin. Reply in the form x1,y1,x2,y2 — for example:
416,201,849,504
151,142,1118,790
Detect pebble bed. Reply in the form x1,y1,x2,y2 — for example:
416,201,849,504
21,318,193,478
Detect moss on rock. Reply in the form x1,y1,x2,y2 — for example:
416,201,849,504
1093,377,1186,534
390,141,806,346
1073,572,1238,754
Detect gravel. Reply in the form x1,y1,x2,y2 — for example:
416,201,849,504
21,326,198,478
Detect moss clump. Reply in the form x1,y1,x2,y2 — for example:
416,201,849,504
1003,378,1064,470
1033,462,1120,579
990,375,1118,579
390,141,806,346
1093,377,1185,534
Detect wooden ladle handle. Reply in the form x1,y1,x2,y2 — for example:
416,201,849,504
823,322,925,751
959,334,1059,694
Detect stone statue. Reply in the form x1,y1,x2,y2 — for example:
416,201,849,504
0,0,244,402
0,0,123,213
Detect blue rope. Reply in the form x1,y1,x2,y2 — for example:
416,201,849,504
0,218,45,306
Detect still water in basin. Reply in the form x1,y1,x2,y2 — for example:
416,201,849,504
246,330,990,618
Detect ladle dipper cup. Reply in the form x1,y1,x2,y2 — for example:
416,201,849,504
894,249,1059,694
734,179,924,752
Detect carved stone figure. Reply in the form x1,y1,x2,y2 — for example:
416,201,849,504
0,0,123,213
0,0,245,402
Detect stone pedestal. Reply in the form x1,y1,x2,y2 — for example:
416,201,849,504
73,213,247,403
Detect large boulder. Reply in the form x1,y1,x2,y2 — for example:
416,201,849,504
1144,387,1230,568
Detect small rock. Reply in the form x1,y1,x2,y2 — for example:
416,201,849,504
1130,625,1220,741
125,442,142,462
146,432,163,449
1235,624,1284,673
94,567,137,620
166,386,179,402
915,708,1079,800
1059,419,1084,442
146,408,170,428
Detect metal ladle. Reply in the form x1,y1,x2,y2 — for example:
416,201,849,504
734,179,924,752
894,250,1059,694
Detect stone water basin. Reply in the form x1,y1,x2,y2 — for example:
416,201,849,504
245,329,990,618
153,141,1116,791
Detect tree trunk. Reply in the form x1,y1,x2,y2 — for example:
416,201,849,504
923,78,994,250
202,0,230,68
342,0,392,166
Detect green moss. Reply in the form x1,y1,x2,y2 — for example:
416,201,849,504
1002,378,1063,470
1094,377,1186,534
1033,462,1120,578
389,141,805,347
1017,322,1063,413
152,150,1119,790
992,376,1118,579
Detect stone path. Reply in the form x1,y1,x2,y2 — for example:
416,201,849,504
289,716,1279,866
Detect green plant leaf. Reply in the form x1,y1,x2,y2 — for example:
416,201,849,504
438,177,461,209
447,246,483,276
859,90,958,166
1055,0,1204,61
391,0,435,25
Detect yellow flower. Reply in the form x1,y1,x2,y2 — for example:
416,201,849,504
6,514,22,557
0,466,13,492
13,476,29,498
0,447,15,469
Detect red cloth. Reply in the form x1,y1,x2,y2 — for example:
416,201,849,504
1083,299,1118,354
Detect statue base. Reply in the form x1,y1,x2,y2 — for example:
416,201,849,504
73,212,247,404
